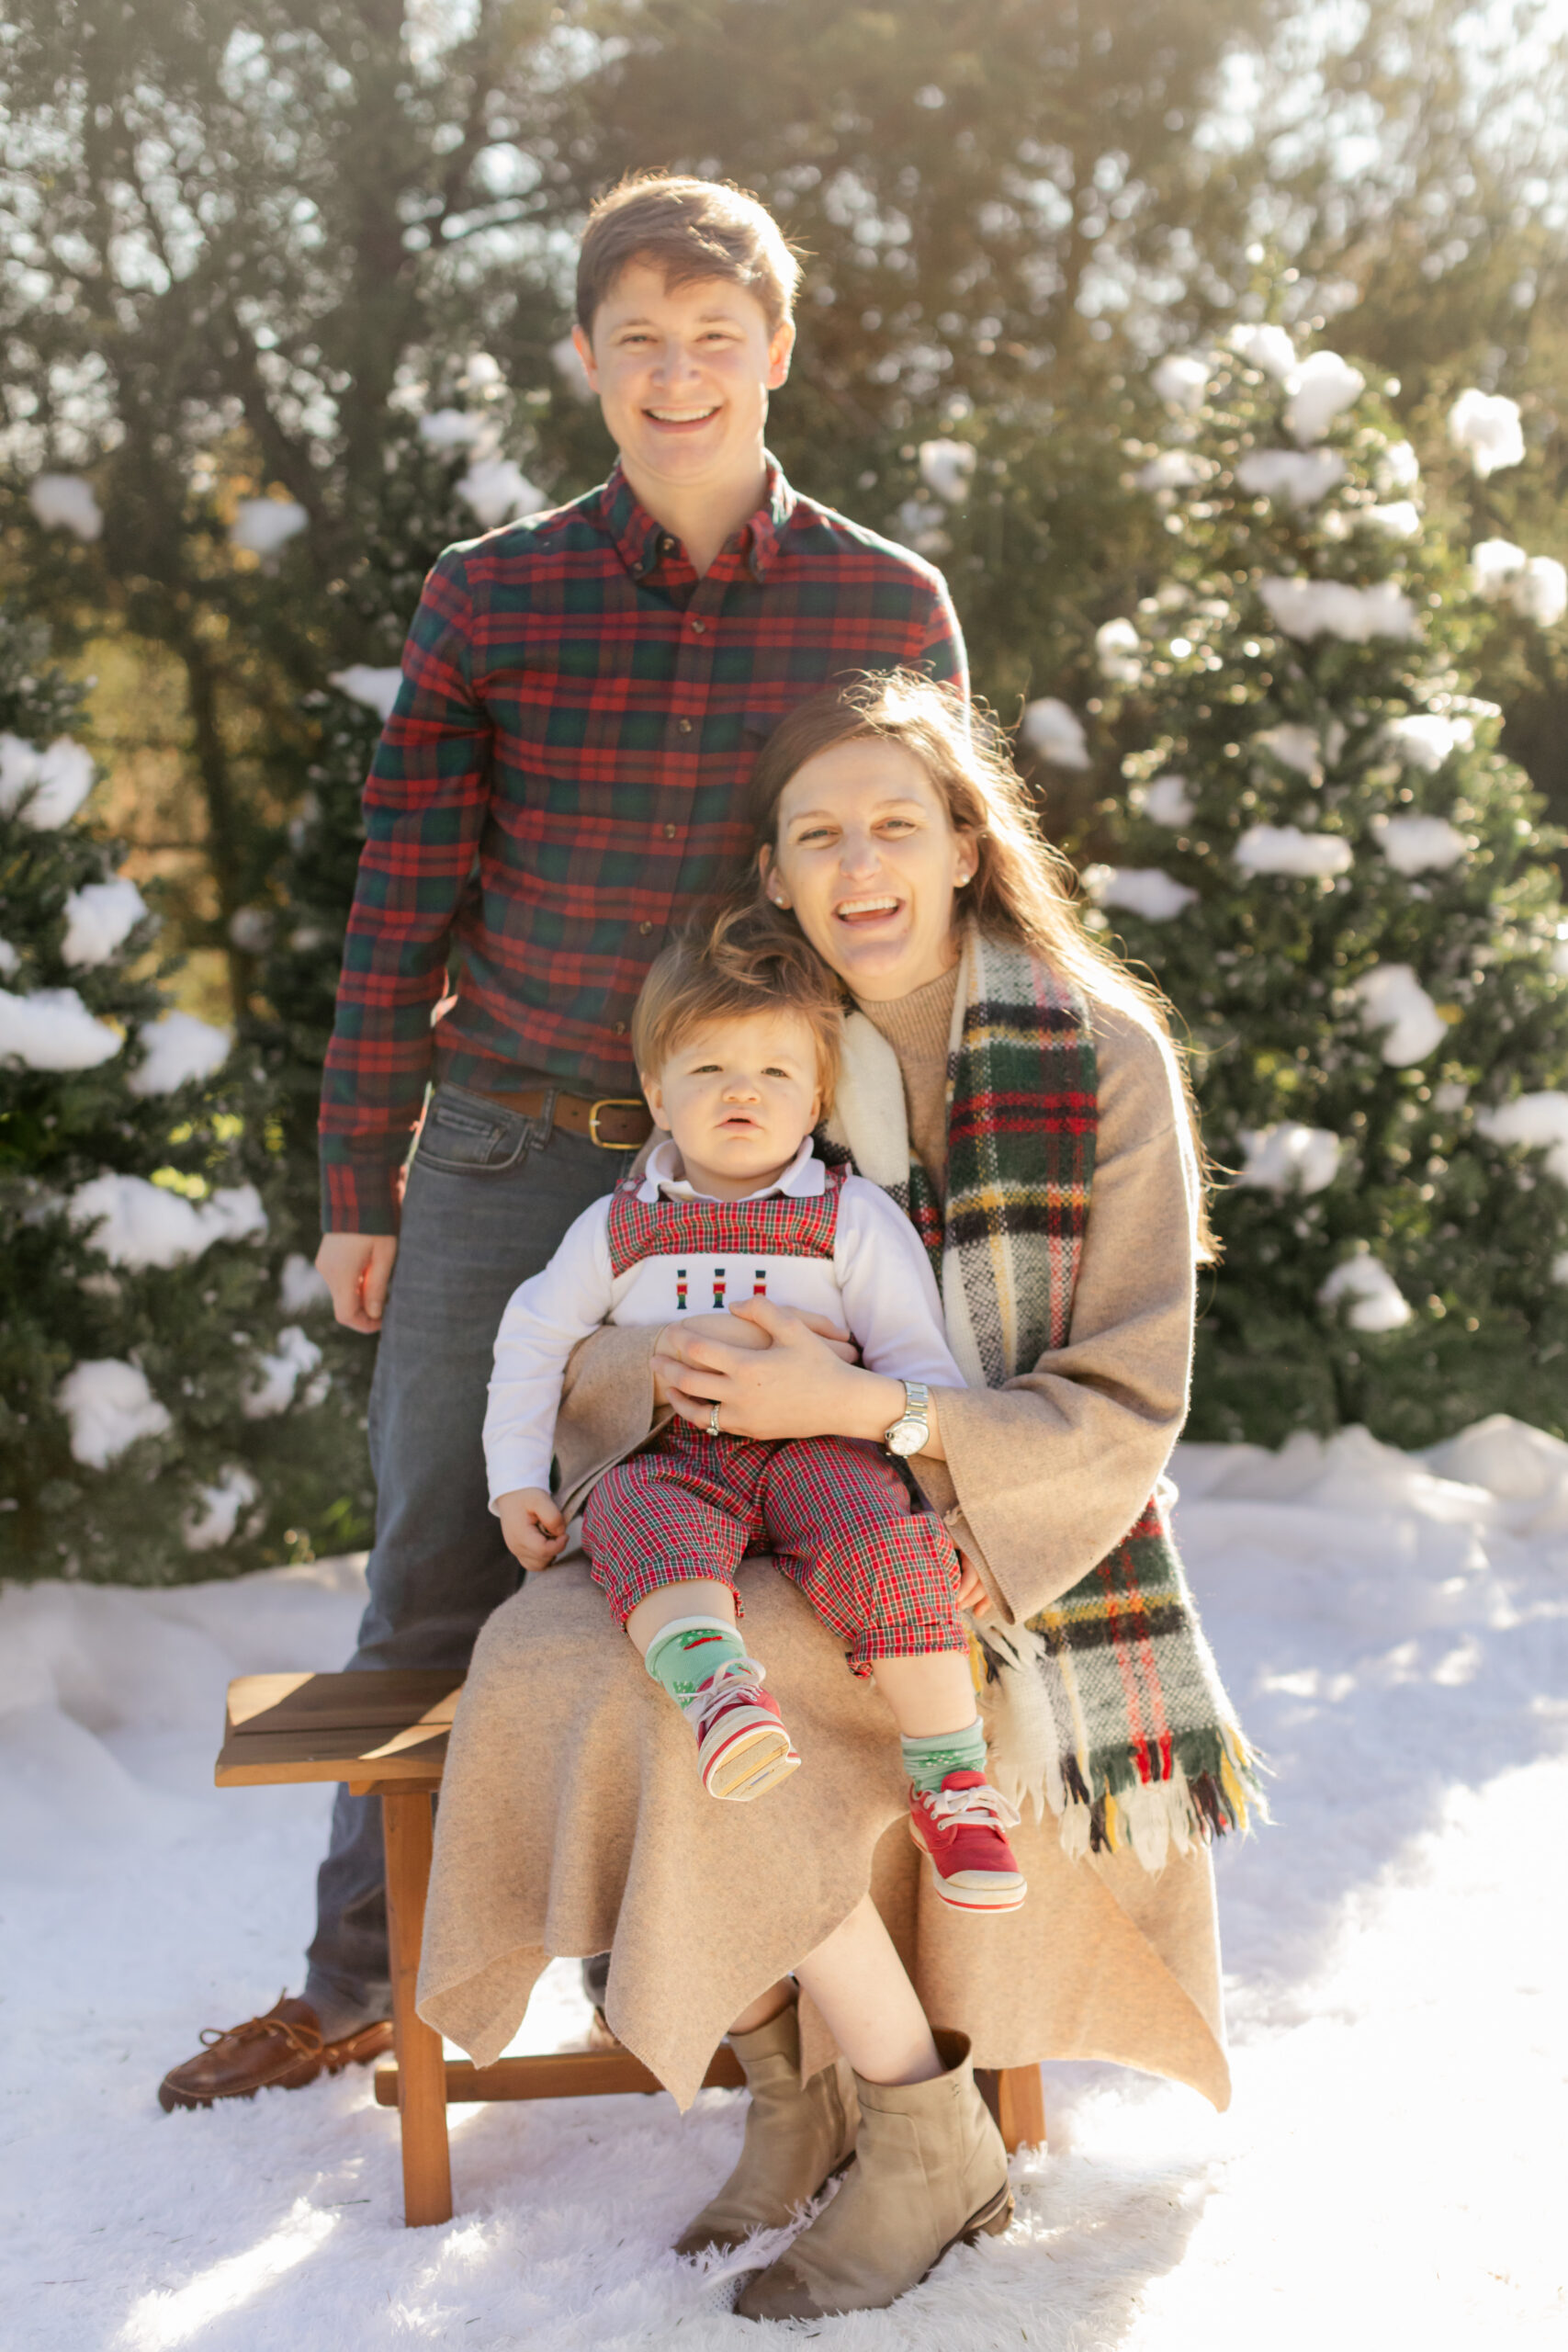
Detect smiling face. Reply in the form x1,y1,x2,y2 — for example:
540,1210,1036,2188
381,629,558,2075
761,738,979,1001
643,1010,823,1199
573,263,794,518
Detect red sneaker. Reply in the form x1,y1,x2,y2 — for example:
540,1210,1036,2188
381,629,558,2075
909,1770,1027,1912
687,1657,801,1802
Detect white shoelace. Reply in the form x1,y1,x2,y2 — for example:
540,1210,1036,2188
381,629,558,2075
684,1655,771,1740
919,1779,1021,1834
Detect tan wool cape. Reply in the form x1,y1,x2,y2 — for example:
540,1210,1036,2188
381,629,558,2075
417,959,1231,2112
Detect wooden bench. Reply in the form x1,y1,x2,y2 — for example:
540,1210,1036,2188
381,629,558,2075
216,1668,1046,2226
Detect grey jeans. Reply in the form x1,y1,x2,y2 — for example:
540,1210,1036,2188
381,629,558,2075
303,1082,636,2037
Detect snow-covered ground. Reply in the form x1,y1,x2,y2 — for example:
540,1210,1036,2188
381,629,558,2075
3,1416,1565,2348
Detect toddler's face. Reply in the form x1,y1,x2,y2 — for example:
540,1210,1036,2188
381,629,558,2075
644,1011,822,1191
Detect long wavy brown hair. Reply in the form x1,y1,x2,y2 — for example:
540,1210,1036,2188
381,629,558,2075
739,669,1216,1251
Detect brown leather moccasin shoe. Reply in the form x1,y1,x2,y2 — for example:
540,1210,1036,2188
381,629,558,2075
158,1995,393,2113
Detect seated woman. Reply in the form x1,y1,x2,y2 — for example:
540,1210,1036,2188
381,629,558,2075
417,670,1261,2321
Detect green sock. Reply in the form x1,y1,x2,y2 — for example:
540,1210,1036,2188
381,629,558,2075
644,1616,747,1709
902,1719,987,1795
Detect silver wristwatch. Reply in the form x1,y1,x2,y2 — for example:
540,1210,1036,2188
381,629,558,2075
883,1379,931,1459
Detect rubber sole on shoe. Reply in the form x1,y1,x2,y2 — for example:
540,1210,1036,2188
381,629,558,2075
705,1722,801,1802
910,1826,1028,1912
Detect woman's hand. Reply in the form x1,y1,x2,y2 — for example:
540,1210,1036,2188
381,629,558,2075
654,1295,904,1443
651,1302,859,1410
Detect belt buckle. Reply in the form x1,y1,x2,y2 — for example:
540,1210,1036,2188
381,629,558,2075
588,1097,646,1148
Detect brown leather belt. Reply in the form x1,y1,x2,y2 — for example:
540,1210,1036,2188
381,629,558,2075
482,1084,652,1150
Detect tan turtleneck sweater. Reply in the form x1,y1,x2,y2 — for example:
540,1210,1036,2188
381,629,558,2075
853,963,959,1195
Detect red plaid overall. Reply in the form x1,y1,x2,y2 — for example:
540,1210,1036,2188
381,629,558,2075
581,1173,966,1676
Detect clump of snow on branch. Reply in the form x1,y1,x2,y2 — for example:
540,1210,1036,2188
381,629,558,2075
1136,774,1195,825
1235,1124,1343,1196
918,439,976,503
1354,964,1447,1065
243,1327,324,1419
1235,449,1346,509
1470,541,1566,626
228,907,275,955
1474,1093,1568,1186
0,938,17,977
1448,390,1524,479
1376,441,1420,493
62,877,149,968
1021,698,1089,767
329,666,404,721
1235,824,1352,879
1228,323,1297,382
1137,450,1208,492
1252,723,1322,778
1285,351,1365,446
458,457,545,529
417,409,486,451
128,1012,231,1096
28,473,104,541
0,986,122,1070
1081,865,1197,921
0,734,96,829
1362,502,1421,540
280,1252,333,1314
181,1465,262,1552
1383,714,1473,773
56,1359,172,1466
1318,1254,1413,1332
1095,617,1143,684
67,1175,267,1272
230,497,309,561
1371,814,1469,876
1260,577,1418,643
1151,354,1210,411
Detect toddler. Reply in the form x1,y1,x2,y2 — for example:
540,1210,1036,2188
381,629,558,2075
484,917,1024,1911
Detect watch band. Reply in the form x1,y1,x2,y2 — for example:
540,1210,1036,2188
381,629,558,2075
884,1379,931,1457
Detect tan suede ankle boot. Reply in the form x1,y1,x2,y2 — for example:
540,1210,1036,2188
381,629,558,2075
733,2028,1012,2320
673,1999,859,2260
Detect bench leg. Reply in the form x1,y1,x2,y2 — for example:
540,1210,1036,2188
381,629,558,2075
382,1790,454,2226
992,2062,1046,2154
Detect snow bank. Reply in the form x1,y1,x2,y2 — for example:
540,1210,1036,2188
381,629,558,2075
0,730,96,827
62,875,150,967
1021,697,1089,767
56,1357,173,1465
1354,962,1447,1064
68,1174,267,1270
0,984,122,1069
129,1012,232,1095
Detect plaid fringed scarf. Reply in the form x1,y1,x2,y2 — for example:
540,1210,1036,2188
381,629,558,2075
829,927,1264,1873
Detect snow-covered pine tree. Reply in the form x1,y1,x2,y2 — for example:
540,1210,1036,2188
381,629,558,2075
1087,330,1568,1448
0,606,348,1581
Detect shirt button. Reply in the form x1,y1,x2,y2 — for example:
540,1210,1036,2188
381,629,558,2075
690,616,706,634
614,1022,627,1035
638,921,653,934
663,823,676,839
677,718,693,734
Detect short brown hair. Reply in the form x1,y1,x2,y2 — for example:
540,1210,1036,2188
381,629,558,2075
632,904,842,1106
576,171,804,335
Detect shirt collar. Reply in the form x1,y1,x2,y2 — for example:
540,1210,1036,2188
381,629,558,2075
637,1135,824,1204
598,455,797,585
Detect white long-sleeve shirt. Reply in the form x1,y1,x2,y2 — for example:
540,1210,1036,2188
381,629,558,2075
485,1137,966,1504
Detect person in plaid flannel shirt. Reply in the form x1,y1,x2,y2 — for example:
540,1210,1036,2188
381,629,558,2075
159,173,967,2122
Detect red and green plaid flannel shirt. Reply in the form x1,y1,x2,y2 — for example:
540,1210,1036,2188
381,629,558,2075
319,458,967,1231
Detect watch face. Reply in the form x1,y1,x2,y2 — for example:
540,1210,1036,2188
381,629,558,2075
887,1420,921,1457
